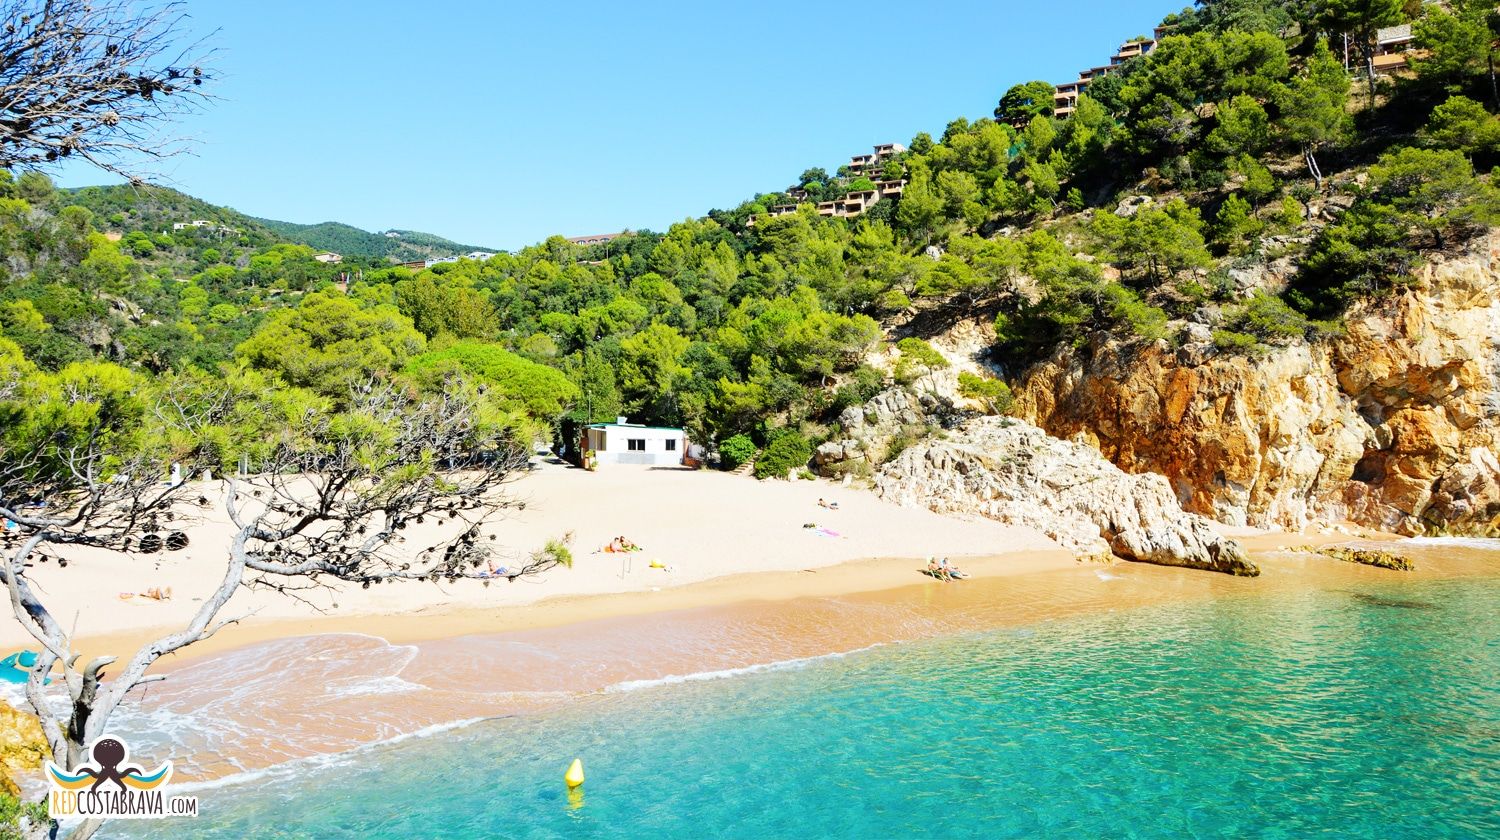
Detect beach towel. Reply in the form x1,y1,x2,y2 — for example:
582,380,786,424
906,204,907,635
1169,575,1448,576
814,528,840,538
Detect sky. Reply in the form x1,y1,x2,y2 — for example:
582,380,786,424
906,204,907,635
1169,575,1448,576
52,0,1182,251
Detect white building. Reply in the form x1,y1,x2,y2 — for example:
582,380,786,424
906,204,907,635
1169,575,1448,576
581,418,687,466
313,252,343,264
466,251,498,261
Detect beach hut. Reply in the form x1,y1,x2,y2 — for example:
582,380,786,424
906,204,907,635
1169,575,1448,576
580,418,688,467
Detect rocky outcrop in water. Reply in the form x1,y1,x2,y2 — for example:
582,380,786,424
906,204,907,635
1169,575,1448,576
873,417,1257,575
0,702,47,797
1296,545,1414,571
1014,233,1500,537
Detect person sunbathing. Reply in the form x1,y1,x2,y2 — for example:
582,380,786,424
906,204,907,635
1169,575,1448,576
817,499,841,510
926,558,951,581
940,558,969,580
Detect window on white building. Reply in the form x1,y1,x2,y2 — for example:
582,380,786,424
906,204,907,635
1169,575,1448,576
627,439,646,451
665,439,677,451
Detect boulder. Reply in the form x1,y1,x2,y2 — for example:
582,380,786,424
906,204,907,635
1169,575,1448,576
874,417,1257,575
0,702,48,797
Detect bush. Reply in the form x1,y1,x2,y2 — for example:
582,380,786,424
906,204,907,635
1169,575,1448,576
753,431,812,479
0,792,46,840
894,337,948,384
718,433,756,470
957,371,1014,414
831,365,885,414
1213,290,1344,354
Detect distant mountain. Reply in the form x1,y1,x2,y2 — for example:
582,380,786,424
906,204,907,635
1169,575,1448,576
56,184,496,264
252,218,499,262
60,184,286,250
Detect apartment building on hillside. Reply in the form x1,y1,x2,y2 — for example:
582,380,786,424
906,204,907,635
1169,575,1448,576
567,233,623,246
1052,28,1168,118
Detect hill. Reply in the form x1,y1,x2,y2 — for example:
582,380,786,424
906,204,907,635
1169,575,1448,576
60,184,285,251
56,184,497,263
252,218,498,262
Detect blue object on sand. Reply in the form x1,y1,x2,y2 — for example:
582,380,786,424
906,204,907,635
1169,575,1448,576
0,650,49,684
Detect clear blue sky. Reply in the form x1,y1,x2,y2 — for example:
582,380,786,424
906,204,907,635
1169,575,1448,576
53,0,1181,250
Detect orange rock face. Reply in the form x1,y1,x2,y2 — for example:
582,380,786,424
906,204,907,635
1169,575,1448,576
1014,234,1500,536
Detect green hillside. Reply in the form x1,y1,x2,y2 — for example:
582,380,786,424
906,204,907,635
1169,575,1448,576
252,218,498,262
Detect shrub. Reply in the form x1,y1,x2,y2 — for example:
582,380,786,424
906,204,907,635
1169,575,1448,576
718,433,757,470
753,431,813,479
882,426,927,464
957,371,1014,414
831,365,885,414
1211,328,1262,354
894,337,948,384
0,792,46,840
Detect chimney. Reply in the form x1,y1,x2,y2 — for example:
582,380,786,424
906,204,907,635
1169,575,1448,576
617,416,628,425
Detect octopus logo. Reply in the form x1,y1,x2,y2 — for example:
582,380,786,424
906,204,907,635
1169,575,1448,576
45,735,197,820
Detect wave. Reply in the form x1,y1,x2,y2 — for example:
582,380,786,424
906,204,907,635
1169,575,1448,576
1405,536,1500,550
324,675,430,698
603,644,888,694
170,716,491,794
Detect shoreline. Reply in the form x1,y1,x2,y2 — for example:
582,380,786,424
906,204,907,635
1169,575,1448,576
7,533,1495,788
68,547,1081,672
37,524,1409,674
48,527,1402,673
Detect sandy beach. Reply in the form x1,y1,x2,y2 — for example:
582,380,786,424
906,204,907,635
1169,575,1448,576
3,459,1069,663
4,458,1492,787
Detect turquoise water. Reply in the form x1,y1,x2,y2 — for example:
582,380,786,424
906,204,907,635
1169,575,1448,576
112,577,1500,838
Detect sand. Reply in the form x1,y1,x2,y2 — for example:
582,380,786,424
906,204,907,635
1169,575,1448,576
1,459,1066,662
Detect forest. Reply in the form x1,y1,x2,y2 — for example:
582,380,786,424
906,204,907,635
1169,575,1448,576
3,0,1499,471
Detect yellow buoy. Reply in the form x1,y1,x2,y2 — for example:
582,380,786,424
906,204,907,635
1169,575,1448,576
564,758,585,788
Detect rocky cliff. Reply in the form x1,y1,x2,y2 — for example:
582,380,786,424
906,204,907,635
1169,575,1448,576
1013,233,1500,536
874,417,1256,575
0,702,47,797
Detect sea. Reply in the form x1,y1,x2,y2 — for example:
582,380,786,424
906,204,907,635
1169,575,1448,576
78,539,1500,838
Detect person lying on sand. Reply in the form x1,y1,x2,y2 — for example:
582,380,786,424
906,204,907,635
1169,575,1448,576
119,587,173,601
940,558,969,580
817,499,840,510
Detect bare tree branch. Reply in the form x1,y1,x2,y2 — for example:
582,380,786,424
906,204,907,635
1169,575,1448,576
0,0,216,181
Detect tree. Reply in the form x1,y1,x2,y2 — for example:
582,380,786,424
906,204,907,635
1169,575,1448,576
618,322,690,416
1091,198,1212,282
1368,146,1500,248
798,167,830,188
895,173,943,244
0,0,213,179
1206,95,1272,156
405,341,579,422
1411,5,1491,95
235,292,427,398
995,80,1056,124
394,274,497,339
1315,0,1407,100
0,366,567,839
1421,95,1500,160
1277,40,1351,189
1214,193,1263,254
